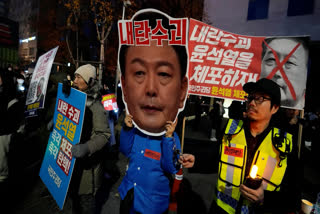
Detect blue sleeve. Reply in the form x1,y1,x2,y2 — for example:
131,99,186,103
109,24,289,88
161,132,181,174
120,128,135,157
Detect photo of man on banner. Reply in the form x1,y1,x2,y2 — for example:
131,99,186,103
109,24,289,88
260,37,309,110
35,77,45,104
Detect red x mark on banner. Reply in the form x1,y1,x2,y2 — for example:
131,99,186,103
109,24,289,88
263,40,301,101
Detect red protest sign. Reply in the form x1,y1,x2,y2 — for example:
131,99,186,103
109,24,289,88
188,19,265,101
188,19,309,110
101,94,118,111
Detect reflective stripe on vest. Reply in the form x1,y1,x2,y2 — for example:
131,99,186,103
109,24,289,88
216,119,292,213
226,119,243,135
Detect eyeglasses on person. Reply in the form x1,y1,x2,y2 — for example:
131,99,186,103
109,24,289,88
244,95,271,104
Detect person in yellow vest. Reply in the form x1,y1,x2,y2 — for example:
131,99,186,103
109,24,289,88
209,78,301,213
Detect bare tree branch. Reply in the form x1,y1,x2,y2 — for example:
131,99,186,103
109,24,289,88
95,22,101,41
103,23,112,42
66,32,76,66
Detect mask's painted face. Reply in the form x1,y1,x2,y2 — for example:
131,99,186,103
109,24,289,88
121,41,188,134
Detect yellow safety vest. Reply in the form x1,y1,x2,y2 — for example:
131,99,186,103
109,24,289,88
215,119,293,214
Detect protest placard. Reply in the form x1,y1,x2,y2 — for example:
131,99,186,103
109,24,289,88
39,83,86,210
25,46,59,117
188,19,309,109
101,93,118,111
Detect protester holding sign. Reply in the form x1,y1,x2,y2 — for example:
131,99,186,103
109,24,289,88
260,37,309,109
64,64,111,213
119,9,189,136
119,113,181,213
118,9,195,213
209,78,301,213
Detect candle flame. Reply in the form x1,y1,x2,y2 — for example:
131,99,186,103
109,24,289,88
250,165,258,179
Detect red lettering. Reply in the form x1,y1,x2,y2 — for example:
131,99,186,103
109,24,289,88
224,146,243,158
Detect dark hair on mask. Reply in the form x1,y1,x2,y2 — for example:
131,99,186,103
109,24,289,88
119,10,187,80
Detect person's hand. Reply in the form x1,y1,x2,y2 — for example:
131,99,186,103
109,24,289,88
71,143,89,158
289,116,298,125
165,120,177,138
179,153,195,168
240,182,264,204
124,113,133,128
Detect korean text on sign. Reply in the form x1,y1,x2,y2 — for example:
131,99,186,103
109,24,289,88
118,18,188,46
57,99,80,124
102,94,118,111
188,19,266,100
55,113,77,142
48,129,62,159
39,83,86,210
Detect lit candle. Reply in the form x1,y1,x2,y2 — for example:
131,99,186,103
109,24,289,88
244,165,262,189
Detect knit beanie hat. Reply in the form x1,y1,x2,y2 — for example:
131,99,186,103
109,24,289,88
74,64,96,84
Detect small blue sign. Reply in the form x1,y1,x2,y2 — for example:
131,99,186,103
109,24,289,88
39,83,86,210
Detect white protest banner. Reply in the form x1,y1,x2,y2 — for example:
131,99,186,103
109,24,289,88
25,46,59,116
